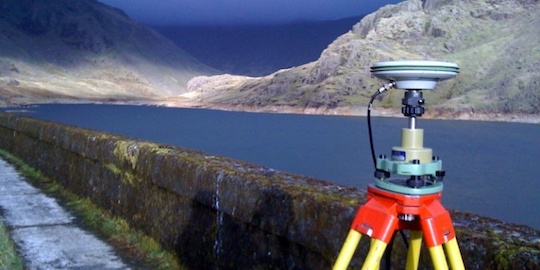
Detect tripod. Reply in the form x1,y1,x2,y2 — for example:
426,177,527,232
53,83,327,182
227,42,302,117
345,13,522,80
333,60,464,270
333,185,464,270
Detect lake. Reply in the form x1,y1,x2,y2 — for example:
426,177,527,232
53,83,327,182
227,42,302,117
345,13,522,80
3,104,539,229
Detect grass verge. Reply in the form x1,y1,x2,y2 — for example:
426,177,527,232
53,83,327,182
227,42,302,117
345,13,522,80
0,149,184,269
0,220,24,270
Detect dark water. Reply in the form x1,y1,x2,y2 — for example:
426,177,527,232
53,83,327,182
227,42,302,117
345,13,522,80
3,104,539,229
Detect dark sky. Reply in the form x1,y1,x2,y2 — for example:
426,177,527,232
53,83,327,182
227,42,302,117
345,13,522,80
98,0,404,25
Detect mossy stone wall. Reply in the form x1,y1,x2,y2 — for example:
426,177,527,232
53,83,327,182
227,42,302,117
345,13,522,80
0,113,538,269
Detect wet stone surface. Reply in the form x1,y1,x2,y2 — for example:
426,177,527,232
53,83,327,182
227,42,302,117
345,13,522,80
0,159,130,270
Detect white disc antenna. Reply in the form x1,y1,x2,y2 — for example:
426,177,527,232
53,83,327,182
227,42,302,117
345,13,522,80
371,60,459,90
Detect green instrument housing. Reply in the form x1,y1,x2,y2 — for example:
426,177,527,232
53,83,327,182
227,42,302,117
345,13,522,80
376,157,442,177
375,157,444,195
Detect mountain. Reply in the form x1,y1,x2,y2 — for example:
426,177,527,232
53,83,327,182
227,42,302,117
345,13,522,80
151,17,363,77
183,0,540,119
0,0,217,106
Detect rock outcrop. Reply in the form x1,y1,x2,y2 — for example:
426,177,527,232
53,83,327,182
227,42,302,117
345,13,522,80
185,0,540,116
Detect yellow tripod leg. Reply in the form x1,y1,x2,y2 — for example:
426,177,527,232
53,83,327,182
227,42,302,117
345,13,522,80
361,239,387,270
444,238,465,270
333,230,362,270
406,231,423,270
369,239,381,270
428,245,449,270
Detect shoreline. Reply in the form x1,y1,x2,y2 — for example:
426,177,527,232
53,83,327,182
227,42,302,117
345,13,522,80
3,98,539,124
149,99,540,124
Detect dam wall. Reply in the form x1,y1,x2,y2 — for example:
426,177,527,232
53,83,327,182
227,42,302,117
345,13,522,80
0,113,538,269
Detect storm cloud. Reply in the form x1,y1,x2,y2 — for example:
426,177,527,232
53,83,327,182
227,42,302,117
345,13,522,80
98,0,403,25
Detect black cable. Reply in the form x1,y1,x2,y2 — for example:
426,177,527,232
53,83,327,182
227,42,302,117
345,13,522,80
367,82,394,171
383,232,409,270
367,93,378,170
399,231,409,249
385,232,398,269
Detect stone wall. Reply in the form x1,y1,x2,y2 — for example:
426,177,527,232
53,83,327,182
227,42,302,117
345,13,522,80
0,113,538,269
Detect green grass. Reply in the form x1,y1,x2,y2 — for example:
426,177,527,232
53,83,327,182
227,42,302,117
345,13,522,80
0,221,24,270
0,149,185,269
64,196,182,269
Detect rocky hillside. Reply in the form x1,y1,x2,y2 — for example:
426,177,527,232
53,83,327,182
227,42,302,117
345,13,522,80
184,0,540,118
0,0,217,106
